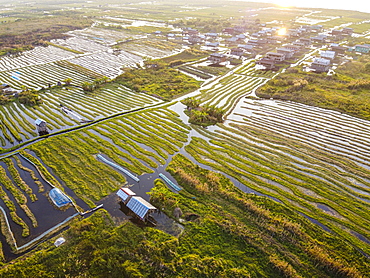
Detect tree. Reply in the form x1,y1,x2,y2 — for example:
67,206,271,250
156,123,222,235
63,78,72,86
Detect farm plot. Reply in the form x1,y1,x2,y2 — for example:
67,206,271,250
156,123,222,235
0,62,96,90
0,84,161,149
235,60,279,78
0,46,77,72
120,38,183,59
68,26,139,45
185,98,370,254
68,51,142,78
196,74,267,114
50,37,110,54
0,154,79,249
28,106,191,206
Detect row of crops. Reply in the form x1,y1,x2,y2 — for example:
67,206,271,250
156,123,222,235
13,95,370,255
68,51,142,78
196,74,268,114
120,39,183,59
193,60,280,114
186,98,370,254
27,105,191,207
0,46,76,72
50,37,110,54
0,62,96,90
234,60,280,78
0,84,161,149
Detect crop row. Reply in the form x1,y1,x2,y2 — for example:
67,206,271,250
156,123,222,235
184,99,370,254
235,61,279,78
0,84,162,148
0,62,95,90
68,51,142,78
196,74,267,114
120,39,182,59
50,37,110,54
28,106,191,205
0,46,76,72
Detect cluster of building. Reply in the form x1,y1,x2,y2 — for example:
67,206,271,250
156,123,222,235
153,21,369,72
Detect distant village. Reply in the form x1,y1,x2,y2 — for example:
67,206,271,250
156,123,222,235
153,19,369,74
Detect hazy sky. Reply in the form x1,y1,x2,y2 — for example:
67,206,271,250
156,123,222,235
245,0,370,13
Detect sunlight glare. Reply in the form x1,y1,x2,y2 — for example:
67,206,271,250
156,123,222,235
278,27,287,36
275,0,294,8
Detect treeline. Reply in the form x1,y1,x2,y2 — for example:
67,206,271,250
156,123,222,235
257,56,370,120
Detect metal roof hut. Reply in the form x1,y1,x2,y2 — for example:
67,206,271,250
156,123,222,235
116,187,136,205
35,118,49,135
126,196,157,221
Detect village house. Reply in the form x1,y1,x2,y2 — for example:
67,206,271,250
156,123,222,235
342,27,354,35
310,58,331,72
331,29,343,36
320,50,336,60
223,27,235,35
330,43,347,55
311,25,323,32
230,47,244,56
299,38,311,46
205,42,220,48
257,58,276,70
238,44,254,52
311,34,327,43
355,44,370,53
277,48,295,59
205,32,218,39
226,37,239,45
266,52,285,62
257,39,268,45
236,34,246,40
189,35,202,44
292,41,306,48
208,53,227,64
284,44,301,52
182,27,199,36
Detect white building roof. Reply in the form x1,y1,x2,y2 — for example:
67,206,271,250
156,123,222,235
35,118,46,126
313,58,330,66
126,196,156,219
117,187,136,202
320,50,335,59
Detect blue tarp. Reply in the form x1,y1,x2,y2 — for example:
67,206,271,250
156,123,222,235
49,188,71,208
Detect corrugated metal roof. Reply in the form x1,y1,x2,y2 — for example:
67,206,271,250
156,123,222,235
116,187,136,202
35,118,46,126
126,196,156,219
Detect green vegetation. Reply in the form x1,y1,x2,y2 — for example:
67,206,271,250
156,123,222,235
182,97,225,126
1,155,368,277
162,48,209,64
257,58,370,120
116,60,200,100
0,16,92,56
27,106,190,205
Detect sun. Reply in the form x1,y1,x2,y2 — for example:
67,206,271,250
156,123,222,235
278,27,287,36
275,0,294,8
